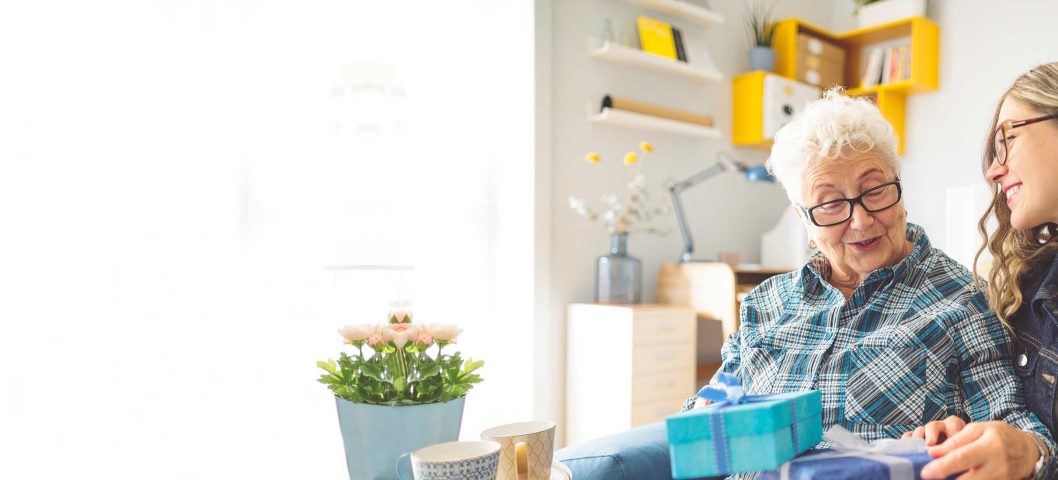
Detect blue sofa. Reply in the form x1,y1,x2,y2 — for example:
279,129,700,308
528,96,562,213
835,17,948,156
555,423,722,480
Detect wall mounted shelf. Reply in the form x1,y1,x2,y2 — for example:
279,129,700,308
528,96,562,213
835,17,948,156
590,107,721,139
771,16,940,154
590,39,723,83
618,0,724,26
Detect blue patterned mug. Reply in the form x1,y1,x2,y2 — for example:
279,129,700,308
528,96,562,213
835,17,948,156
396,440,501,480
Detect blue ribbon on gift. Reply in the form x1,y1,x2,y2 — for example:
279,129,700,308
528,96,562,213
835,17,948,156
695,373,802,473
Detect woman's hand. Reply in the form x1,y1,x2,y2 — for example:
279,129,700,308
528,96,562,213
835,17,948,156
919,421,1040,480
903,415,967,446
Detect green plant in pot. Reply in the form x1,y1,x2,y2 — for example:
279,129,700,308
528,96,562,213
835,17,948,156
318,310,484,480
744,0,778,72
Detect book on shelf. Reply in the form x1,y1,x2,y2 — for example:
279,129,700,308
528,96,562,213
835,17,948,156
861,49,883,88
861,44,912,88
673,27,689,62
637,16,678,61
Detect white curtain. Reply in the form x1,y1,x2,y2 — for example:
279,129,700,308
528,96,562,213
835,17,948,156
0,1,536,478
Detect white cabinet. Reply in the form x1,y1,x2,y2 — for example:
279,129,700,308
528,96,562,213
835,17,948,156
565,304,696,445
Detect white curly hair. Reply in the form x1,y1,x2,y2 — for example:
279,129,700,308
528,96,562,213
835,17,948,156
766,88,900,205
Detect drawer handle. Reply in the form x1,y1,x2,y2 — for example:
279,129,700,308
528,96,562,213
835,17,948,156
655,350,675,361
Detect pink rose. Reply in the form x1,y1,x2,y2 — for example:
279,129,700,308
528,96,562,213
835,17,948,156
367,334,383,347
425,323,462,342
338,324,374,343
384,323,418,348
419,334,434,347
389,310,412,324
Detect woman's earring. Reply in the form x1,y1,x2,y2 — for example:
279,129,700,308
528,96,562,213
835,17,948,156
808,240,817,250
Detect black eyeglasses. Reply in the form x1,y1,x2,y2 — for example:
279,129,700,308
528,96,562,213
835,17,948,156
993,112,1058,165
801,181,902,227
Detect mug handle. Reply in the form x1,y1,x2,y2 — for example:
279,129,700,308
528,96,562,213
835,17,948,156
395,453,414,480
516,441,528,480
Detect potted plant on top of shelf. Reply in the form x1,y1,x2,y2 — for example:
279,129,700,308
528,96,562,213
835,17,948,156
854,0,927,29
743,0,777,72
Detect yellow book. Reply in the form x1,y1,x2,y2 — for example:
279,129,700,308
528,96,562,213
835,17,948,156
637,16,677,60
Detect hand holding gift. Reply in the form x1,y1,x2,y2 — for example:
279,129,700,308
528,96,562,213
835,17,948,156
919,421,1043,480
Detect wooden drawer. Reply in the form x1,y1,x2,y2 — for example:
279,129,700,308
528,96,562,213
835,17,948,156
632,310,695,346
632,370,694,405
633,343,695,374
631,397,687,427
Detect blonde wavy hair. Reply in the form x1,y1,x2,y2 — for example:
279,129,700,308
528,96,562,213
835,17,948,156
974,62,1058,326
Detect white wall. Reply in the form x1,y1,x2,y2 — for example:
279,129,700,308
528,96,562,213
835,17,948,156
542,0,845,445
830,0,1058,255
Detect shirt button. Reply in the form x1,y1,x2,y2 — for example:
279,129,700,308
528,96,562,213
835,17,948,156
1018,353,1029,367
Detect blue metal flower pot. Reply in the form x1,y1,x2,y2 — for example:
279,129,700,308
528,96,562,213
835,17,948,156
335,396,466,480
749,46,776,72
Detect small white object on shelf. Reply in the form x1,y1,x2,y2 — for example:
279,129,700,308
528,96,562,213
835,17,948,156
857,0,926,29
590,107,721,139
618,0,724,26
590,39,722,83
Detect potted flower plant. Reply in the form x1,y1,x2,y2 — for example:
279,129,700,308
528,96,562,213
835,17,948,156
743,0,778,72
854,0,927,29
317,310,484,480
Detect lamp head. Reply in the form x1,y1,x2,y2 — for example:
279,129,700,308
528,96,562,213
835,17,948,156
742,165,775,183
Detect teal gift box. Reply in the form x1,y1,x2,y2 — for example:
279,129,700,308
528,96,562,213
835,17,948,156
665,376,822,479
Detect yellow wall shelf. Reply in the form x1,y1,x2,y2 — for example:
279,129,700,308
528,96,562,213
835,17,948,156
734,16,939,154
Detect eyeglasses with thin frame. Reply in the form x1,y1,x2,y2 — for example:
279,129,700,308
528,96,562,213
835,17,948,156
801,181,903,227
993,112,1058,165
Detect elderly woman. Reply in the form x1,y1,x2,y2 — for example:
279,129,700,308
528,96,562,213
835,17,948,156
685,90,1054,479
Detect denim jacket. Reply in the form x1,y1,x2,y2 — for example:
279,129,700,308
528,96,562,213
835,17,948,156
1011,251,1058,475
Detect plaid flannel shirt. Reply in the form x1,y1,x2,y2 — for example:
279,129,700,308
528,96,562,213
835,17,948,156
682,223,1055,479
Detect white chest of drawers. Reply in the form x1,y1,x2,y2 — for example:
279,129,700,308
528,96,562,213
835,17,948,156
565,303,697,445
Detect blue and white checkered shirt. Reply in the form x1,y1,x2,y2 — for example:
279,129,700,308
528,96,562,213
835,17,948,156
685,223,1055,478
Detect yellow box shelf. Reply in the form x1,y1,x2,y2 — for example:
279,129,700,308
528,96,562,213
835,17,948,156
732,71,823,149
748,16,940,155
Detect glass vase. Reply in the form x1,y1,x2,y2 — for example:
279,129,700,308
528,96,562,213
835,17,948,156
595,233,642,304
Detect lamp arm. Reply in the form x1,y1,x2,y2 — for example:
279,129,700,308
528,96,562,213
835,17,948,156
668,162,727,193
668,185,695,263
666,161,730,263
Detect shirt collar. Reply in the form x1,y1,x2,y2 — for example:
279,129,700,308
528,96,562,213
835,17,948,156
800,223,930,295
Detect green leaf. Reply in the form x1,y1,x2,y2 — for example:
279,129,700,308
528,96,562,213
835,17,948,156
317,360,338,375
317,374,341,385
417,362,442,379
463,359,484,373
361,362,385,382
